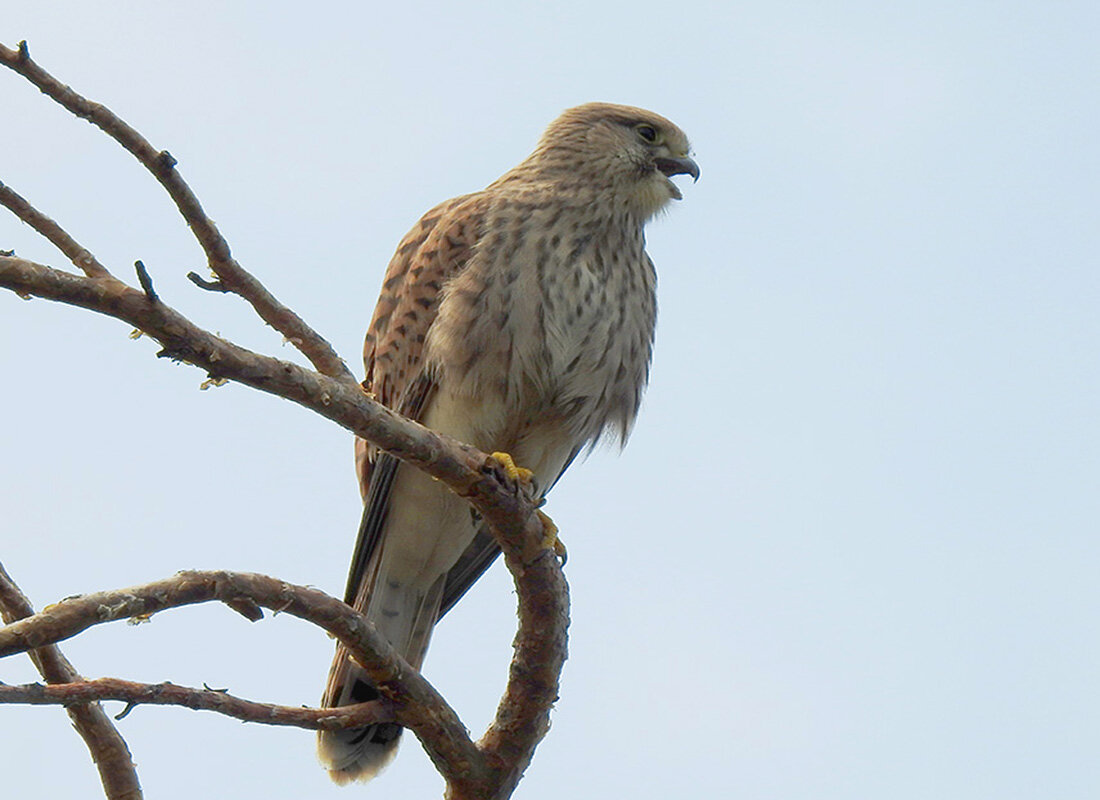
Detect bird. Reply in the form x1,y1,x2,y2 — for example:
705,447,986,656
318,102,698,784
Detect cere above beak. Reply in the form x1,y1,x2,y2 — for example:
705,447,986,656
655,156,701,183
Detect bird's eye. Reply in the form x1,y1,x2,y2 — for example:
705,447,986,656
635,124,659,144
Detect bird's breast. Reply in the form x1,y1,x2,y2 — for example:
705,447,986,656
427,202,657,447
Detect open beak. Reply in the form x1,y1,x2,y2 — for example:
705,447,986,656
655,156,701,183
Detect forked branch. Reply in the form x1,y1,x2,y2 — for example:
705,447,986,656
0,571,484,784
0,40,353,382
0,563,143,800
0,39,568,800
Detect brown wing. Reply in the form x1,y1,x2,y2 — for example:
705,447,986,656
353,195,469,495
342,193,486,605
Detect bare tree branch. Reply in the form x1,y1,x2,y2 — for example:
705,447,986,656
0,678,395,731
0,40,354,382
0,40,570,799
0,256,566,798
0,570,491,786
0,180,112,278
477,543,570,796
0,254,456,476
0,563,143,800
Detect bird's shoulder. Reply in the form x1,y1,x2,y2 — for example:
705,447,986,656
361,194,486,394
361,173,600,407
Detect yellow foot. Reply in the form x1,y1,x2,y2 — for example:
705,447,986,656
538,510,568,565
489,451,535,485
520,509,567,564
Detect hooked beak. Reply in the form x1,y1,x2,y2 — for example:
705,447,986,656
654,155,701,183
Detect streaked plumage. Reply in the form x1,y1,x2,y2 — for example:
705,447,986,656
319,102,698,783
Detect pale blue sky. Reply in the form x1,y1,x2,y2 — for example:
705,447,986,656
2,2,1098,798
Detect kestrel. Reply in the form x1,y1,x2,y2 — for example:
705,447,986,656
319,102,698,783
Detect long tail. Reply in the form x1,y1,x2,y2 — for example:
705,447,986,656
317,573,445,784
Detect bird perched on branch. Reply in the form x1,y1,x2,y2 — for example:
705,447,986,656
319,102,698,783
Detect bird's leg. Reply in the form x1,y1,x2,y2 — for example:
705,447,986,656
488,452,567,564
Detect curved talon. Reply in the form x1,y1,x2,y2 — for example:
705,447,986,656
537,510,567,565
489,451,535,485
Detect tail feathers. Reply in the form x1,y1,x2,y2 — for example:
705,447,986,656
318,575,446,783
318,661,402,784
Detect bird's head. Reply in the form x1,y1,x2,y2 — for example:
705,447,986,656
525,102,699,219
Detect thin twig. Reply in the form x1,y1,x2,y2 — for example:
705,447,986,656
0,41,354,382
0,179,112,278
0,678,393,730
0,563,143,800
186,270,228,293
133,260,157,302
